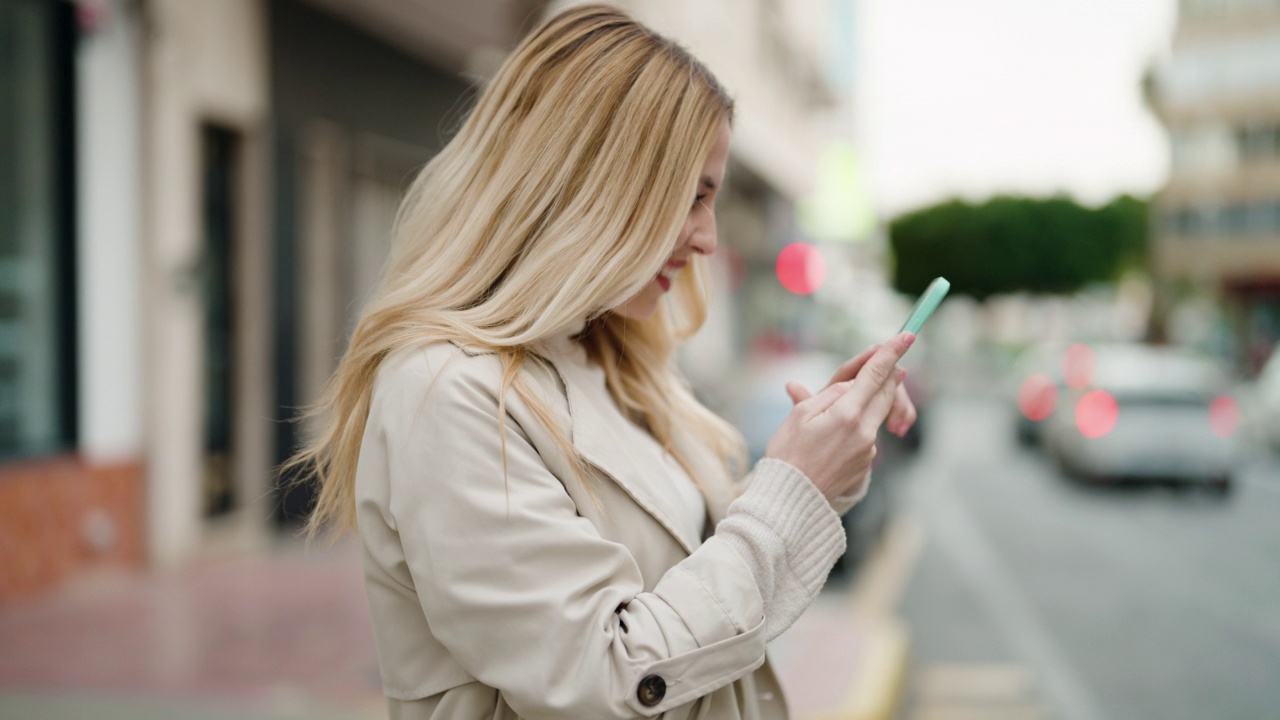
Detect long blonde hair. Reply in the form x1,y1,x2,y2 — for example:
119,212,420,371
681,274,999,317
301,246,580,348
286,4,745,537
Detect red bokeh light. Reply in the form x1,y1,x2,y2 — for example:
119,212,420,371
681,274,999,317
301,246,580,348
776,243,826,295
1209,396,1239,438
1075,389,1119,439
1062,344,1096,390
1018,373,1058,422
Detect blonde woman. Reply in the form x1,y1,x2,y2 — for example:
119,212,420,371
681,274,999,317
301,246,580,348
288,5,917,719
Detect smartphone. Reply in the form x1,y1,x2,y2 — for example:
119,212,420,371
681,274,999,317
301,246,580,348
900,277,950,336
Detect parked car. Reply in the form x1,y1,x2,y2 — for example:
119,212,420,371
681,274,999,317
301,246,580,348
1042,343,1240,491
1008,343,1070,447
1246,345,1280,454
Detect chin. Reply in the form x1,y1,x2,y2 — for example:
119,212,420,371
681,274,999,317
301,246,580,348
614,300,660,322
612,285,663,321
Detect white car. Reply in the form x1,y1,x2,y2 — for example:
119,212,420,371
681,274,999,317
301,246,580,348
1008,343,1070,447
1042,343,1240,491
1246,346,1280,453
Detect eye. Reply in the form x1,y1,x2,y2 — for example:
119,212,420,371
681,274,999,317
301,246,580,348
693,193,708,209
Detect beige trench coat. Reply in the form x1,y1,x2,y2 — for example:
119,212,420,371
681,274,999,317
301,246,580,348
354,336,798,720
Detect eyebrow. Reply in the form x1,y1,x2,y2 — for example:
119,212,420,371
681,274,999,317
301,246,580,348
700,176,718,191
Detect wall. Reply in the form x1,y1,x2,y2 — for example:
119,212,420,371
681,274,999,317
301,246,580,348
0,458,144,601
268,0,474,520
143,0,272,564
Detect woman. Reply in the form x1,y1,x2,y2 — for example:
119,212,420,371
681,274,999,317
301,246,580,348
288,5,917,719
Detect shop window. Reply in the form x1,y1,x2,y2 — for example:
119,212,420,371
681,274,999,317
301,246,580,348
1236,123,1280,163
0,0,77,460
1224,205,1251,235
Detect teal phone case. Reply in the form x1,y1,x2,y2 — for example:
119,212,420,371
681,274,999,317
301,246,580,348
900,277,950,335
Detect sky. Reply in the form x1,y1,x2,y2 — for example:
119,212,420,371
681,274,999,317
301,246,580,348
854,0,1179,216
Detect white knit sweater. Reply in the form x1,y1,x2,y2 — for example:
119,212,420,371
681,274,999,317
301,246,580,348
554,330,858,642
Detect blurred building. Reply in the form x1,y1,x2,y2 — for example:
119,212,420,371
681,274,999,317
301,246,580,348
0,0,97,599
1153,0,1280,371
0,0,546,600
0,0,845,600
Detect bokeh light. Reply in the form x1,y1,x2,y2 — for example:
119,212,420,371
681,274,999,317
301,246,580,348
1209,396,1240,439
1062,343,1097,390
1075,389,1119,439
1018,373,1058,422
775,242,826,295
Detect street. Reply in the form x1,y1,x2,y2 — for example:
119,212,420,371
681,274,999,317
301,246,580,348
892,377,1280,720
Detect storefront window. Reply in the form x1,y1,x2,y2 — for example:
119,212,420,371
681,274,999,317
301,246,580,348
0,0,76,458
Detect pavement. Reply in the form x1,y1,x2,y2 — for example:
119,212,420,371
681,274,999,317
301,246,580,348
773,515,920,720
0,521,918,720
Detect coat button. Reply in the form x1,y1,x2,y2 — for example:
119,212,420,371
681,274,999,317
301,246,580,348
636,674,666,706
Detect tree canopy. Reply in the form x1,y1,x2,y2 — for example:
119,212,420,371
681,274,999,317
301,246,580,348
888,195,1148,300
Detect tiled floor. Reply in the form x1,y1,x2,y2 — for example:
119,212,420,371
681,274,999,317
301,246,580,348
0,535,895,720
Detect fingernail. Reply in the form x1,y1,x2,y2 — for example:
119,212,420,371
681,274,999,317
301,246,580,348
897,367,908,381
900,332,916,348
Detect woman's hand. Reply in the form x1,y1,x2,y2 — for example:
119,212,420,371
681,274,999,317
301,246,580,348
784,344,918,439
764,333,915,503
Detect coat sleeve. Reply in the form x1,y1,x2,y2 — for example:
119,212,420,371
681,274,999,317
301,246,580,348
375,352,843,719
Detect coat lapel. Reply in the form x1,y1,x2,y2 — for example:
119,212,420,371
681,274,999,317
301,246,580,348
541,349,704,556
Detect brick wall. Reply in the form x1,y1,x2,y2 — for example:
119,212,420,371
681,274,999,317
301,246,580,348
0,456,145,603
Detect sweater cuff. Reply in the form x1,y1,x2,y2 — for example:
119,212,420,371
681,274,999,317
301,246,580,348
715,458,847,640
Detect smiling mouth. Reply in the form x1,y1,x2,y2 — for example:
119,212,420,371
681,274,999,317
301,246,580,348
657,259,686,292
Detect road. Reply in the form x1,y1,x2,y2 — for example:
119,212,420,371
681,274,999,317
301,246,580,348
889,381,1280,720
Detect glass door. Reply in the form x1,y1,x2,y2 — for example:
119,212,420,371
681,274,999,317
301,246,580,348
201,125,238,518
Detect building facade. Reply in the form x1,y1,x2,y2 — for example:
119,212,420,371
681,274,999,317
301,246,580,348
0,0,137,600
1154,0,1280,371
0,0,844,601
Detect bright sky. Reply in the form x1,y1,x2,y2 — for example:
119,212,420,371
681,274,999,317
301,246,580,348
855,0,1178,216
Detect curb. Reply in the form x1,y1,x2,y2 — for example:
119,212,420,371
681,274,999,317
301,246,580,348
807,514,922,720
844,617,911,720
774,604,912,720
798,616,910,720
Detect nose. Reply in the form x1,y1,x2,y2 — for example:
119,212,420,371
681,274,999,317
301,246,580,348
683,215,717,257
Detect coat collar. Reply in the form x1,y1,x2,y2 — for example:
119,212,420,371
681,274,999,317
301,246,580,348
538,336,704,556
452,325,735,554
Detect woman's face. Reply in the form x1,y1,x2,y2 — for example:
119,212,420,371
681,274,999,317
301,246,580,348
612,121,731,321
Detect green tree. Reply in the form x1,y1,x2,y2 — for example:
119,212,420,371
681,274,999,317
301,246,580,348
889,195,1148,299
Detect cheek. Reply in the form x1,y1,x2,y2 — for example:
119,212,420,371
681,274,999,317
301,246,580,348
677,214,696,246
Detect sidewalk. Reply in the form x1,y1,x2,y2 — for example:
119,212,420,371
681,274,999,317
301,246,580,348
771,597,911,720
0,524,916,720
771,515,920,720
0,537,384,720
